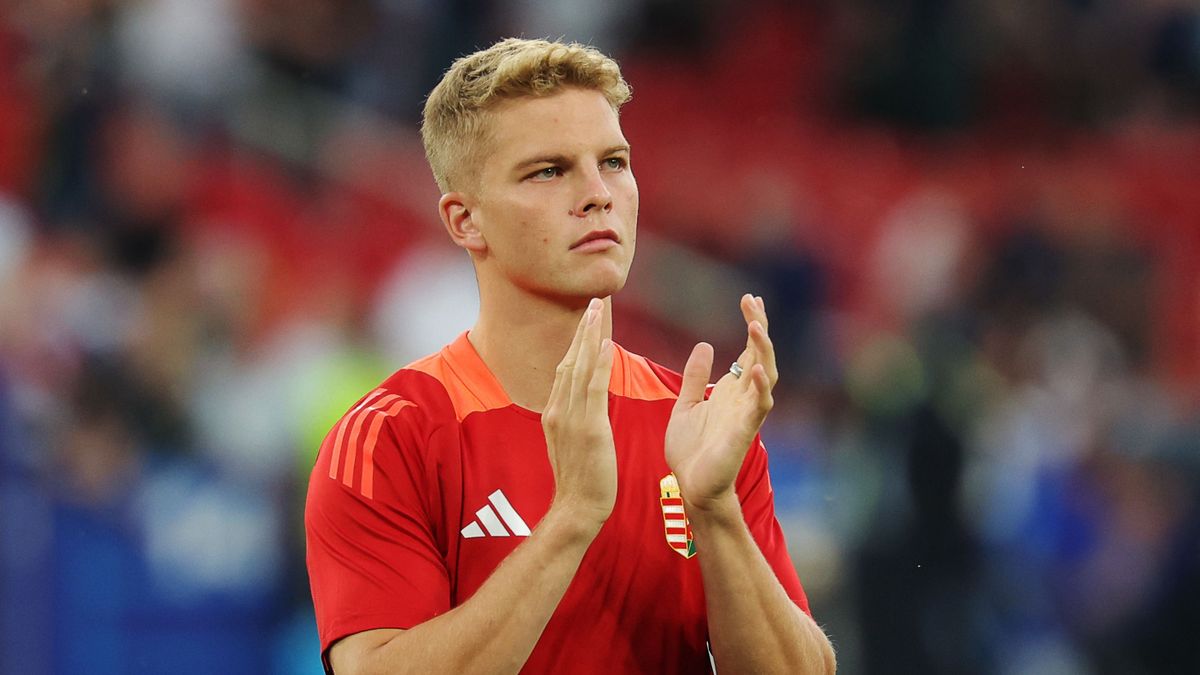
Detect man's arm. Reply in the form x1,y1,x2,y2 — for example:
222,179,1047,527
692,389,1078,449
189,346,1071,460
688,494,835,674
330,505,603,675
665,294,835,674
330,299,617,675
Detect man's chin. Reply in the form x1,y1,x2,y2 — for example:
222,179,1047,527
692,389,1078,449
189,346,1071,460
545,276,627,305
582,273,627,299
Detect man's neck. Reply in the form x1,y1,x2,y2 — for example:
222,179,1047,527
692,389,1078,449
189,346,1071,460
467,291,612,413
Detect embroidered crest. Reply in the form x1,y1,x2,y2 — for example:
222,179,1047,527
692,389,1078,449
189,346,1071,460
659,473,696,558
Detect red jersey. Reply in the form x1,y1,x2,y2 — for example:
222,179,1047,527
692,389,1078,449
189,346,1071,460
305,332,809,673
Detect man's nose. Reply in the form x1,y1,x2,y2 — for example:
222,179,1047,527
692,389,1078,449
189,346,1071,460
571,166,613,217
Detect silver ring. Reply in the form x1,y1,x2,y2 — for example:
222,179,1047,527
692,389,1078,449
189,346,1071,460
729,362,744,379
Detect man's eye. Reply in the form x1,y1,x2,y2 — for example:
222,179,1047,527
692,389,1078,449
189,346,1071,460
603,157,626,170
532,167,560,180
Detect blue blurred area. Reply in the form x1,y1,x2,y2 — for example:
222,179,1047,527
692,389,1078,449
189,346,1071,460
2,1,1200,674
2,443,287,673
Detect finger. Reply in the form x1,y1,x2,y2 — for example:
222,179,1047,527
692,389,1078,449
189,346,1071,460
748,319,778,387
571,300,603,407
546,343,570,413
734,294,766,378
738,295,755,363
587,337,614,415
740,293,769,331
676,342,713,409
752,363,773,416
739,293,757,327
563,298,601,367
551,298,600,413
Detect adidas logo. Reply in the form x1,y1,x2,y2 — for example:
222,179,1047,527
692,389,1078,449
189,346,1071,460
461,490,531,539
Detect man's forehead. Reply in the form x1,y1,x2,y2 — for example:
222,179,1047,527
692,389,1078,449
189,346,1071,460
483,90,627,155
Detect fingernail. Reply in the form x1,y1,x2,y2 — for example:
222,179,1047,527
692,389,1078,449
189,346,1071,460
589,298,602,311
756,296,764,309
587,308,598,325
601,338,612,351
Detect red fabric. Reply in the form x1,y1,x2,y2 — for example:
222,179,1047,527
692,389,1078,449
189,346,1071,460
305,337,810,673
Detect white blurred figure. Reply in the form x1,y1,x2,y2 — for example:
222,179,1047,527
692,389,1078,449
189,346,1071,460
967,312,1127,545
191,320,345,482
115,0,249,108
873,188,972,323
370,241,479,366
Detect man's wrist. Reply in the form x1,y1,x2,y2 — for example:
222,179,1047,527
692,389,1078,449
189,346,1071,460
542,499,608,544
682,490,742,528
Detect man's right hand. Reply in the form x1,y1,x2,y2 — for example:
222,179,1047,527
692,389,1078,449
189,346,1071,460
541,297,617,528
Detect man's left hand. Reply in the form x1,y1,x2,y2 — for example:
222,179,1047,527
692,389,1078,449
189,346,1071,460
664,293,777,512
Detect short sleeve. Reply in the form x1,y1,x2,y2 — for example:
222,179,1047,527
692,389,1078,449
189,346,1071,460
734,434,812,616
305,394,451,664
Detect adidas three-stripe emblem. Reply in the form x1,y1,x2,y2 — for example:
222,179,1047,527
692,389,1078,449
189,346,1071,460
461,490,531,538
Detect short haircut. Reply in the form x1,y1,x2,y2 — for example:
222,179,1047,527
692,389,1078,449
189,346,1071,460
421,38,632,193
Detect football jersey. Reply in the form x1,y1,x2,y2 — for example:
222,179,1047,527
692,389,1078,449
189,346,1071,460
305,332,810,673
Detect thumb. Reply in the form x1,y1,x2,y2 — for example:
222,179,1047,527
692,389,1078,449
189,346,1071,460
676,342,713,409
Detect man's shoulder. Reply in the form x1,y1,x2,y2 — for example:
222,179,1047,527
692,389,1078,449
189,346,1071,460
368,341,468,423
610,344,683,403
311,353,460,502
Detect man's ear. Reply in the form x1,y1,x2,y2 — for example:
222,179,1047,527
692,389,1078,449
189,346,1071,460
439,192,487,253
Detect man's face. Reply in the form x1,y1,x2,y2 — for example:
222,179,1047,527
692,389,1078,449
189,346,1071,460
465,87,638,304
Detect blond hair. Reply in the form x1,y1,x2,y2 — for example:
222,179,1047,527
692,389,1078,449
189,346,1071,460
421,38,632,193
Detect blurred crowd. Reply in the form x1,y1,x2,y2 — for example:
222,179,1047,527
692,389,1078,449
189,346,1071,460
1,1,1199,674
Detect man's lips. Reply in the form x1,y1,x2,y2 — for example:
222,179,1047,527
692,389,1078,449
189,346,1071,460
570,229,621,250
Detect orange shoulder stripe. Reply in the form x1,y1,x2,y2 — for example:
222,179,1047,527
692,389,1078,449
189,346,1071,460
360,398,417,499
342,394,402,487
609,344,677,402
405,332,512,422
328,388,385,480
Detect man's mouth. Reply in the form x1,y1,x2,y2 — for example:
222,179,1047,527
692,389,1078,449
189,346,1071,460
570,229,621,250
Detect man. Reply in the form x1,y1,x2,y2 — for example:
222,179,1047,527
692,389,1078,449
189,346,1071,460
305,38,836,674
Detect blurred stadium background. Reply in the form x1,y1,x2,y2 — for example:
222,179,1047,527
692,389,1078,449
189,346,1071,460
2,1,1199,673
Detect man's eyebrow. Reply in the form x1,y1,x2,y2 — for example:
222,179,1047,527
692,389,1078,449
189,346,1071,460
511,145,631,172
513,154,571,171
